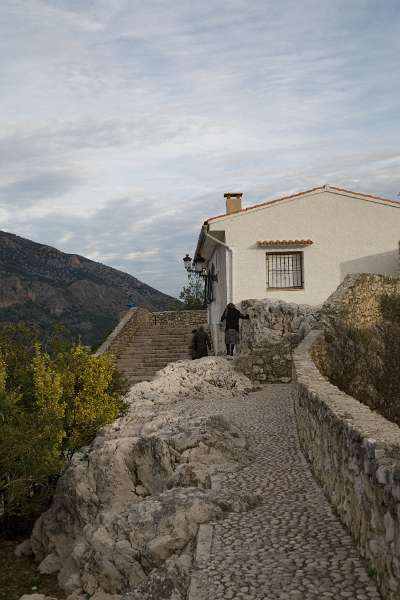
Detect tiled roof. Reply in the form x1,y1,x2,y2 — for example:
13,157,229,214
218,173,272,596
257,240,313,247
205,185,400,224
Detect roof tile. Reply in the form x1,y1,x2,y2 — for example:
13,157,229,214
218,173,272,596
257,240,313,247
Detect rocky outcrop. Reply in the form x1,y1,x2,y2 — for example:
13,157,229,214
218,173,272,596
0,230,178,346
236,298,319,383
25,358,252,600
320,272,400,328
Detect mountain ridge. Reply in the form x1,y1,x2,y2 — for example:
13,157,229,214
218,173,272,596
0,230,178,345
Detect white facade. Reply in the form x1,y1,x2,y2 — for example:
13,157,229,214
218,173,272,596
195,186,400,351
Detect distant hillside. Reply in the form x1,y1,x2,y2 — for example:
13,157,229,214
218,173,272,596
0,230,178,346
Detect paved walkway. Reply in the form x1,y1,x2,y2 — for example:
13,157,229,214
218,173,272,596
188,385,382,600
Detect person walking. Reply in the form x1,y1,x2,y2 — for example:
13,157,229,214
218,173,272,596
221,302,249,356
191,325,211,359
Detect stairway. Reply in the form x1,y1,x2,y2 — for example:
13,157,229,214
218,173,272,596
116,312,209,385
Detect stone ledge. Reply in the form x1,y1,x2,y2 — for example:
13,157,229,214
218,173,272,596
293,330,400,600
294,331,400,452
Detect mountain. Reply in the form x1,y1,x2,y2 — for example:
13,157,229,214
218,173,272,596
0,230,179,346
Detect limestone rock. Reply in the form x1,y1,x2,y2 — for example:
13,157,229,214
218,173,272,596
19,595,58,600
240,298,319,352
29,358,251,600
38,553,61,574
15,538,33,557
236,298,320,383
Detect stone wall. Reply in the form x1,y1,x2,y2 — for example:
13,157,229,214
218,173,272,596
293,330,400,600
95,308,208,357
235,298,319,383
153,310,208,329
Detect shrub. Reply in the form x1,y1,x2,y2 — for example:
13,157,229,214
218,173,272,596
0,325,128,528
380,293,400,323
60,347,127,452
0,354,65,523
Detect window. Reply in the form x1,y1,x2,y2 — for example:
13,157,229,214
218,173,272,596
266,252,303,289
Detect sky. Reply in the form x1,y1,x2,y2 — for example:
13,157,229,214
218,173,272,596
1,0,400,297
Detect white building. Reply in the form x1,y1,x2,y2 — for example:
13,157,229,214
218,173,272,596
193,185,400,352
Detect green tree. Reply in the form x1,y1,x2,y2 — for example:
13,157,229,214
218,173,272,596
179,272,205,309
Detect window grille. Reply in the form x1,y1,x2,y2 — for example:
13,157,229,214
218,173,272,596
266,252,303,289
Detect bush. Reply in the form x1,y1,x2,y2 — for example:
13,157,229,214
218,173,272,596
0,325,128,528
381,293,400,323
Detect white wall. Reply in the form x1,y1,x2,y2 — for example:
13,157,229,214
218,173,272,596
208,189,400,307
207,245,227,353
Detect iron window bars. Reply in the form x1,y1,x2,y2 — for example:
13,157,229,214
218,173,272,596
266,252,303,289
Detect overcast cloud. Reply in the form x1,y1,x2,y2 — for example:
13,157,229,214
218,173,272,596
1,0,399,296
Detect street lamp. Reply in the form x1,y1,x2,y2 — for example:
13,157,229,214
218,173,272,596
182,254,208,278
182,255,218,282
183,254,192,272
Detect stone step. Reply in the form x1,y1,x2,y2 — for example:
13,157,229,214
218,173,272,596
118,356,190,364
118,362,189,371
119,344,211,356
122,359,189,369
127,376,152,384
133,331,195,336
131,335,192,345
117,354,191,368
119,339,192,351
118,350,191,359
120,337,192,342
115,314,209,383
118,344,191,352
134,327,201,334
123,369,161,376
119,363,189,372
135,327,206,337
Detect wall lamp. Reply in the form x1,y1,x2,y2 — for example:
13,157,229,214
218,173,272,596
182,254,218,281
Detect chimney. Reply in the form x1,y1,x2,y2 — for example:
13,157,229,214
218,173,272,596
224,192,243,215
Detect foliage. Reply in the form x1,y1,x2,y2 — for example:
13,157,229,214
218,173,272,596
60,347,127,452
321,318,400,427
0,324,128,526
380,293,400,323
179,272,205,309
0,356,65,522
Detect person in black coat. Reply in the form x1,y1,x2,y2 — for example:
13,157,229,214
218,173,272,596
221,302,249,356
191,325,211,359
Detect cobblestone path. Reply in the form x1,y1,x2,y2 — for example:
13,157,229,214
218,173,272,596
188,384,382,600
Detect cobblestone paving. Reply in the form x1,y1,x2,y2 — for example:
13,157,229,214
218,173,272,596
187,384,382,600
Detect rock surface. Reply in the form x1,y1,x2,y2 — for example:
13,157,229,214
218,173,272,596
236,298,320,383
19,595,58,600
29,358,252,600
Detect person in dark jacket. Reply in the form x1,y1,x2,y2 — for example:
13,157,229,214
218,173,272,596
221,302,249,356
191,325,211,359
190,329,197,359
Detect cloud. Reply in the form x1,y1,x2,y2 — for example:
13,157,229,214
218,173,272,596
0,0,399,295
0,170,83,206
